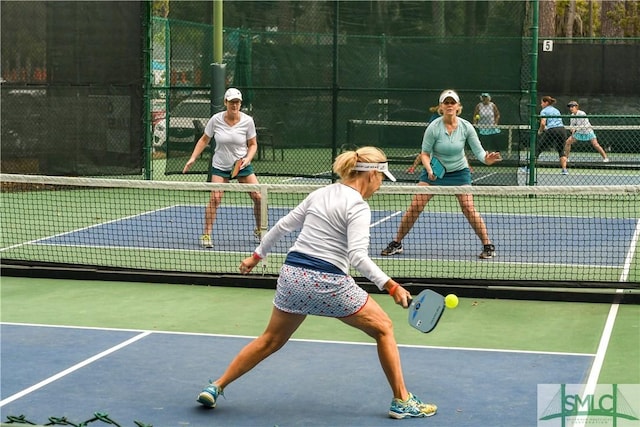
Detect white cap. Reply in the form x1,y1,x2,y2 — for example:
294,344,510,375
439,89,460,104
353,162,396,182
224,88,242,101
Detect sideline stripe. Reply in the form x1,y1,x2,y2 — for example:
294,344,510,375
573,292,622,427
620,219,640,282
0,330,151,407
574,219,638,426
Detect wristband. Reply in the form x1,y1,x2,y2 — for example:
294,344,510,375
252,252,262,260
388,283,399,296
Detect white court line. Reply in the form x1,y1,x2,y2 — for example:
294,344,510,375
572,291,623,427
0,206,179,253
620,219,640,282
572,229,635,427
286,337,595,357
0,330,151,407
370,210,403,227
26,212,630,270
472,170,502,184
571,220,640,427
1,322,594,357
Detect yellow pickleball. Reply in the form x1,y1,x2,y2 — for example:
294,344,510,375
445,294,459,309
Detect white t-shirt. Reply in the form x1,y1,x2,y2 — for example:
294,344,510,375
569,110,594,135
255,183,391,290
204,111,257,170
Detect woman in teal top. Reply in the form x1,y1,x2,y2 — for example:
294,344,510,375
381,89,502,260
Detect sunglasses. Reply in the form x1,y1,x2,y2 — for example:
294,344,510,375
567,104,577,108
442,100,457,105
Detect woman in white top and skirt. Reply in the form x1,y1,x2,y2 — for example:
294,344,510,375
563,100,609,173
196,146,438,419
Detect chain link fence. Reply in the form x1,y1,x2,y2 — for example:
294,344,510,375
1,2,638,185
1,1,146,176
151,6,639,186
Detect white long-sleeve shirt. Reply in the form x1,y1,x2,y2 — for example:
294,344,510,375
254,183,391,290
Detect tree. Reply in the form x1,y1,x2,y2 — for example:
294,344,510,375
601,0,624,36
617,0,640,36
565,0,577,36
152,0,169,18
539,0,557,37
587,0,596,36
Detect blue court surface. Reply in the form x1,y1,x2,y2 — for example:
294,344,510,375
33,205,637,268
1,323,593,426
370,211,637,266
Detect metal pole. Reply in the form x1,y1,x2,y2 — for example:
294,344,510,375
528,0,539,186
331,0,339,182
213,0,223,64
143,1,152,180
211,0,225,114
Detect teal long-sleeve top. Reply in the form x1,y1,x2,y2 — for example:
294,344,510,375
421,116,488,172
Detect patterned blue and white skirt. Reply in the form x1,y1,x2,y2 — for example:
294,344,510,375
273,264,369,318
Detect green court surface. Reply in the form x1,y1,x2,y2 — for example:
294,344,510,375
1,276,638,384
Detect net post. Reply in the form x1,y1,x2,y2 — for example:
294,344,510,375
260,184,269,275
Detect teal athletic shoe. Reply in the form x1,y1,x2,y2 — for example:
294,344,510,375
197,382,224,408
389,392,437,419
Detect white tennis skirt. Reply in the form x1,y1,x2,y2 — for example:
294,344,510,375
273,264,369,317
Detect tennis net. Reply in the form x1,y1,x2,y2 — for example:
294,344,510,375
1,173,639,288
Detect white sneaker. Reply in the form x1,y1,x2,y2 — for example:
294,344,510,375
479,244,496,259
603,158,610,163
561,169,569,175
200,234,213,248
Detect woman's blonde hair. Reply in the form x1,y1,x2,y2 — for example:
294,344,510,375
333,146,388,180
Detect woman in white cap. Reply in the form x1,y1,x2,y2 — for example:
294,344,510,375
381,89,502,259
183,87,262,248
563,100,609,172
196,146,438,420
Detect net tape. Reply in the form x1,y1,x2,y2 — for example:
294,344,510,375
2,173,638,195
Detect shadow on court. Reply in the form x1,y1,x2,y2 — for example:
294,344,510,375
1,324,592,427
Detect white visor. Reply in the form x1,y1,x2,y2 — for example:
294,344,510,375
353,162,396,182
